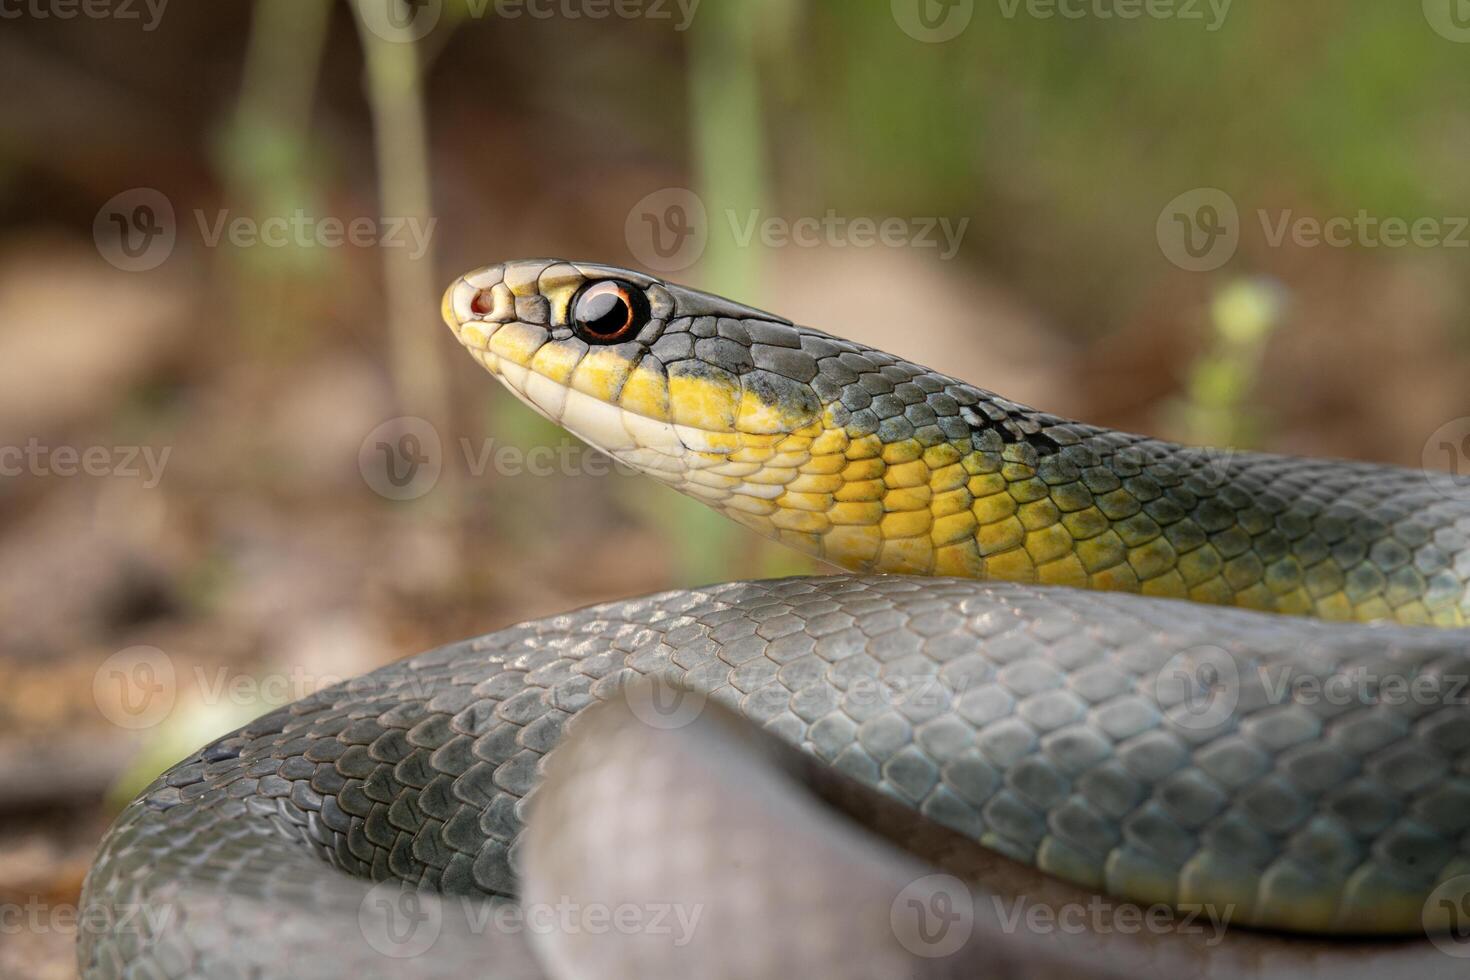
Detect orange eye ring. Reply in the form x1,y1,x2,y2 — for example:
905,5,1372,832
571,280,648,344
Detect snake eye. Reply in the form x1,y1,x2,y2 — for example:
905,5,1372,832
571,280,648,344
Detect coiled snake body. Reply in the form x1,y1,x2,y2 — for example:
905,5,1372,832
80,260,1470,978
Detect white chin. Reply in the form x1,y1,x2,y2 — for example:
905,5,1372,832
492,363,691,479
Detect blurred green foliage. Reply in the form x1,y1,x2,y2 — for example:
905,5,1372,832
211,0,334,345
804,1,1470,211
7,0,1468,596
1166,277,1287,448
430,0,1470,586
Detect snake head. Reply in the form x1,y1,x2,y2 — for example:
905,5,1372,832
442,258,836,502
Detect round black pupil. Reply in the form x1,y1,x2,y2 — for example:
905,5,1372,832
579,289,630,337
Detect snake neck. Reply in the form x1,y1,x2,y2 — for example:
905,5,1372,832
695,380,1467,626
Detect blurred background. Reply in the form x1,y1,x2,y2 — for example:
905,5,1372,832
3,0,1469,973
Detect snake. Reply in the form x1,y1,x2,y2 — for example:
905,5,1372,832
78,258,1470,978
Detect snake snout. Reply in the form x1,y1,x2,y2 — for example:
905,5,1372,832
441,263,513,345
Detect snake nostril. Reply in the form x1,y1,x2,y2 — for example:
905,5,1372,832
470,289,497,317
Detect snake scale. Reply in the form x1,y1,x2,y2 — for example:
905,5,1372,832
79,259,1470,978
